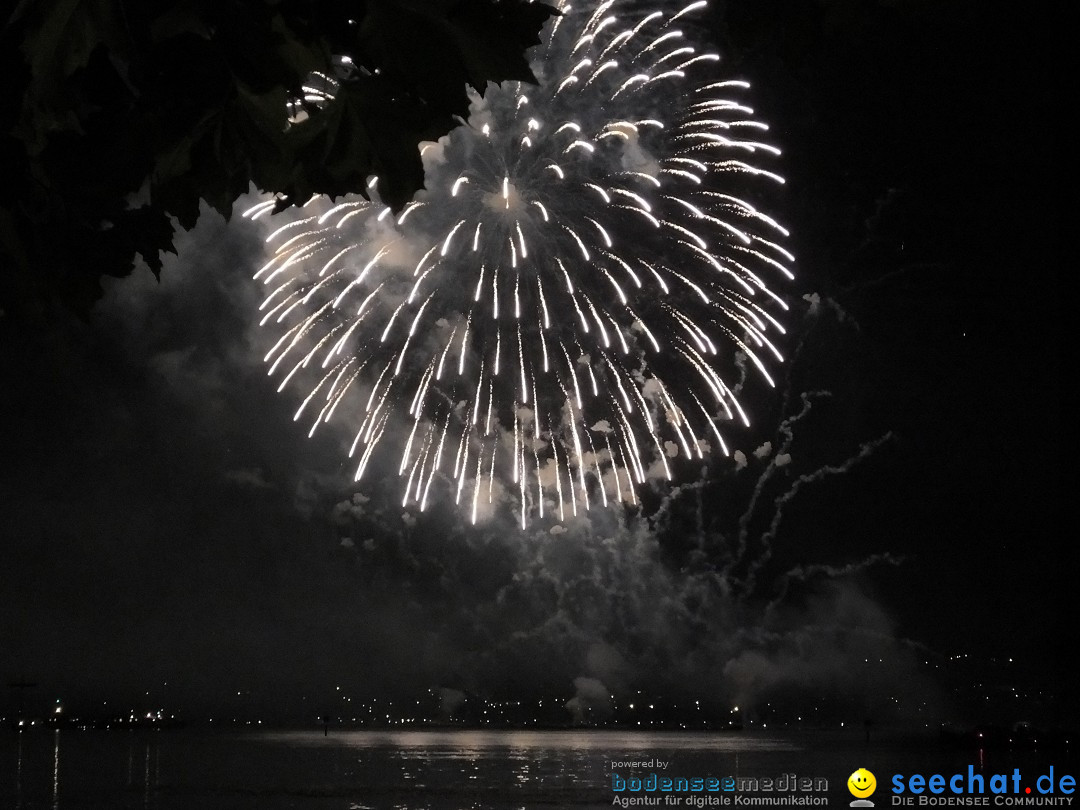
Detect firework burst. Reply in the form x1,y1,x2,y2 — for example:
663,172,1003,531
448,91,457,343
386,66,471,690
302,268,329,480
245,0,793,527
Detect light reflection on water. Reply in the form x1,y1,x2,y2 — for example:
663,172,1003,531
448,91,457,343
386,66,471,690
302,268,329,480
0,728,1064,810
15,732,22,810
51,730,59,810
259,728,801,753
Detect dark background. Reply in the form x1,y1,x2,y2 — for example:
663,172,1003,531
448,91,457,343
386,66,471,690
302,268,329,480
718,0,1066,706
0,0,1067,728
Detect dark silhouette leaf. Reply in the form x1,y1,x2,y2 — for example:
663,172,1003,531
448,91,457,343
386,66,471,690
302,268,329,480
1,0,556,317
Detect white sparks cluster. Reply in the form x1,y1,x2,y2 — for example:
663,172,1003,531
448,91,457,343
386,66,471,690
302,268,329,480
246,0,793,527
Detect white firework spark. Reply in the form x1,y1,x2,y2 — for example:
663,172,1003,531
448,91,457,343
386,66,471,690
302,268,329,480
246,0,793,527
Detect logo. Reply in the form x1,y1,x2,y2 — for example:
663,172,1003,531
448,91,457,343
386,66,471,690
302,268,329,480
890,765,1077,805
849,768,878,807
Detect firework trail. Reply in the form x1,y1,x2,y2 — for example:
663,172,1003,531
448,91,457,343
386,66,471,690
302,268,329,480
245,0,793,526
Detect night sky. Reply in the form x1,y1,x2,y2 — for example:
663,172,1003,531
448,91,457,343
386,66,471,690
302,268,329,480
0,0,1067,728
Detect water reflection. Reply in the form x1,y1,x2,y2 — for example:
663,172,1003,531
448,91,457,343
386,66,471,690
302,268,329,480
15,731,23,810
52,730,60,810
5,727,1056,810
244,729,805,808
135,736,160,809
260,728,801,755
6,730,164,810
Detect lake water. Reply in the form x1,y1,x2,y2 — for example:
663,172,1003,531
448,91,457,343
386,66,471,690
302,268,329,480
0,728,1070,809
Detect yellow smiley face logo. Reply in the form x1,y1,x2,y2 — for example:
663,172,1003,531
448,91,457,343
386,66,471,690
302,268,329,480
848,768,877,798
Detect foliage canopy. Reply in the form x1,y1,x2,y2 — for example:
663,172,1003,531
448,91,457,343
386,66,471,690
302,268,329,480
0,0,555,316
